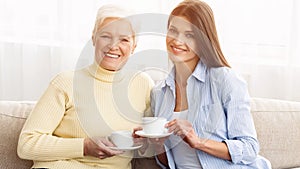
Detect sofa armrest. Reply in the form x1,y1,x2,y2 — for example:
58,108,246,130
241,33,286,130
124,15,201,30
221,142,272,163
251,98,300,169
0,101,35,169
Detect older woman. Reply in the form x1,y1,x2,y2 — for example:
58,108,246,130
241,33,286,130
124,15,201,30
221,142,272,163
17,4,153,169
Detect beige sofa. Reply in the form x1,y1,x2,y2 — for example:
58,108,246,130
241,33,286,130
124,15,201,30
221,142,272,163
1,98,300,169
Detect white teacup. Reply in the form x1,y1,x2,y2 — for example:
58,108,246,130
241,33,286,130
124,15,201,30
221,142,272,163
110,130,134,148
142,117,167,134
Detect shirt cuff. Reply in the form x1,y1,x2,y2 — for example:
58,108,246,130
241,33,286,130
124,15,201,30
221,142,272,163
223,139,243,164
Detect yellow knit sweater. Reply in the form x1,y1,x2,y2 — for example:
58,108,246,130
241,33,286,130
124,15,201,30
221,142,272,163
17,62,154,169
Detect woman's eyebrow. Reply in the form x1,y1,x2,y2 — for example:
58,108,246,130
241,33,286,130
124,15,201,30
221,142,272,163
185,31,194,33
97,31,110,34
169,25,177,29
119,34,133,38
169,25,193,33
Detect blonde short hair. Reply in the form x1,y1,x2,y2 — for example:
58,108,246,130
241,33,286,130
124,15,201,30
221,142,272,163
92,4,137,45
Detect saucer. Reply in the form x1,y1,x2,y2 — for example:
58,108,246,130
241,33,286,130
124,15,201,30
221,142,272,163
135,130,173,138
108,144,142,151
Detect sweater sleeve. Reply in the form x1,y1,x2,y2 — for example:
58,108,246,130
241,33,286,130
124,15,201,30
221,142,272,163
17,75,84,161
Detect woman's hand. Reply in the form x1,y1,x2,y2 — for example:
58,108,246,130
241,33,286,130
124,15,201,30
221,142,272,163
84,137,124,159
132,127,148,154
166,119,200,148
133,126,170,165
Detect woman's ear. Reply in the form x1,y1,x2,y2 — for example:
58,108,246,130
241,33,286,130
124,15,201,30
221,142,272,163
131,44,137,54
92,36,95,46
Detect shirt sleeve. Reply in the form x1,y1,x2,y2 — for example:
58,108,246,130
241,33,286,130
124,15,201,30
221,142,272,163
221,71,259,164
17,75,84,161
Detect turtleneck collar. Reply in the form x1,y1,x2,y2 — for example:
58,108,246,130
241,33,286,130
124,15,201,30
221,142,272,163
87,62,124,83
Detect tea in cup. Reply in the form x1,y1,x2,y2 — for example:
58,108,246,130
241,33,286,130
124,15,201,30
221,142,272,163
142,117,167,134
110,130,134,148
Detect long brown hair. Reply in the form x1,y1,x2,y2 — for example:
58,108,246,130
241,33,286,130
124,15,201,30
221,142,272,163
168,0,230,68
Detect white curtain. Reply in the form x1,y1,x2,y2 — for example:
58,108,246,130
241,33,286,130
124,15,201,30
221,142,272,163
0,0,95,100
1,0,300,101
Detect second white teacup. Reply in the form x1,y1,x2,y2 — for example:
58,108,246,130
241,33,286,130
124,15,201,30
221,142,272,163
142,117,167,134
110,130,134,148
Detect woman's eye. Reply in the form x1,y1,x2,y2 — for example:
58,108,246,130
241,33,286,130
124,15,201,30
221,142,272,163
121,38,130,42
168,28,177,34
100,35,111,39
185,33,194,38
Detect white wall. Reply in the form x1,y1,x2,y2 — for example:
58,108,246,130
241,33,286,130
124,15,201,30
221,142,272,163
0,0,300,101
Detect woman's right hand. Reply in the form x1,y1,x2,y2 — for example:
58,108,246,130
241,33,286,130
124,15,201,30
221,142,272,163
132,127,148,154
84,137,124,159
133,127,168,155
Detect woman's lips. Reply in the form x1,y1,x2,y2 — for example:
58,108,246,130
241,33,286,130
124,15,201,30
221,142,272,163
171,46,187,54
105,53,120,58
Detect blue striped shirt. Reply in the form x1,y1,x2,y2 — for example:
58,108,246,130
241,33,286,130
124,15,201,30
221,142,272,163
151,61,271,169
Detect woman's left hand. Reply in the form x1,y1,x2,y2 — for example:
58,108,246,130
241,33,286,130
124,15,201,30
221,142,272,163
84,137,124,159
166,119,199,148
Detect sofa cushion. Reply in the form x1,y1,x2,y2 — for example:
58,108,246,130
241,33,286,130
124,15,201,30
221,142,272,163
0,101,35,169
251,98,300,169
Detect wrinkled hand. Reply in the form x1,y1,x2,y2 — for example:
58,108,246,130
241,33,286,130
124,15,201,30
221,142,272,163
166,119,199,148
132,127,148,154
84,137,123,159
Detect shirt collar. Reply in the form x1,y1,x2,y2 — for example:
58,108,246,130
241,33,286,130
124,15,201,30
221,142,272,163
192,61,207,83
161,67,175,91
162,61,207,89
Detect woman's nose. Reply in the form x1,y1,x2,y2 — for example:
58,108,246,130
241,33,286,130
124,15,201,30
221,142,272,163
172,33,186,45
108,38,120,50
173,37,184,45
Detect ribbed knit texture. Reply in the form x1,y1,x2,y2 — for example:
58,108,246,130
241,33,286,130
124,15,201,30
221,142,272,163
17,62,154,169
